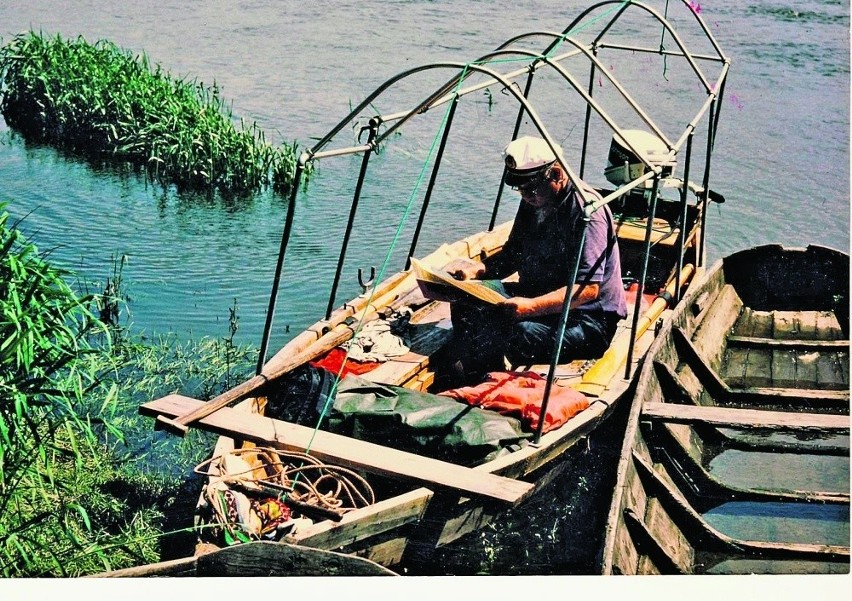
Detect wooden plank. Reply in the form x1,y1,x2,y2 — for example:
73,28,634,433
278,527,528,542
615,217,679,246
771,348,798,388
674,326,848,405
816,311,844,340
643,402,850,432
286,488,433,551
772,311,801,340
733,308,774,338
727,336,850,350
644,496,693,573
691,284,743,370
813,351,842,389
742,347,773,388
141,395,535,505
721,346,749,387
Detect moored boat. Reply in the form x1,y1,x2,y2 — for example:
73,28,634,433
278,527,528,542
600,244,850,575
136,1,733,575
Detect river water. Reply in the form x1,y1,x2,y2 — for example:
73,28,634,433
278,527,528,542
0,0,848,351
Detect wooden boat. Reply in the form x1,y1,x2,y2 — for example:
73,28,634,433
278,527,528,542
136,1,733,575
600,244,850,575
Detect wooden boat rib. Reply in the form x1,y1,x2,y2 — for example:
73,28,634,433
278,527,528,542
601,244,850,575
132,1,737,575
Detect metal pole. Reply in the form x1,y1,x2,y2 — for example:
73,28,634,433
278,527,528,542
675,133,693,302
256,158,307,374
698,100,716,267
623,176,661,381
533,215,588,445
406,96,459,267
325,119,380,319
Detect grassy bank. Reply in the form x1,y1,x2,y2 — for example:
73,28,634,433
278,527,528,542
0,31,309,195
1,206,256,576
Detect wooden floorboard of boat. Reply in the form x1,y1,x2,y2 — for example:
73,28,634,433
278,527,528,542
642,402,850,432
727,336,849,350
141,395,535,505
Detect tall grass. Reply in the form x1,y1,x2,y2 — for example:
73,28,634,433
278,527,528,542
0,205,257,576
0,31,309,195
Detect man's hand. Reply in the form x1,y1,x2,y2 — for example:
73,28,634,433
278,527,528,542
444,258,486,280
497,296,540,320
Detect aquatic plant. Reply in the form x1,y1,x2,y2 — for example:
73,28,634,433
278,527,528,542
0,205,259,575
0,31,308,194
0,204,115,576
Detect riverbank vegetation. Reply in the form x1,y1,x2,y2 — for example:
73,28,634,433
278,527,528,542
0,31,308,195
0,207,256,576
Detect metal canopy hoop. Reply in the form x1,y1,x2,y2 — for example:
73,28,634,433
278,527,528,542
255,0,731,439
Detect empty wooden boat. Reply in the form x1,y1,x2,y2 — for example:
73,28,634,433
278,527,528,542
600,244,850,575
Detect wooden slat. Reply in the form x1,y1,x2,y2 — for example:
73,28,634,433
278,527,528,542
727,336,850,350
691,284,743,370
674,326,849,406
286,488,433,550
141,395,534,505
816,311,844,340
771,348,798,388
615,217,679,246
642,402,850,432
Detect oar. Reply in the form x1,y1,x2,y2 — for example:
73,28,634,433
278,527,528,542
154,277,419,436
574,263,696,397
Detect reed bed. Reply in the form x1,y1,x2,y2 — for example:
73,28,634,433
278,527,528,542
1,206,259,575
0,31,306,194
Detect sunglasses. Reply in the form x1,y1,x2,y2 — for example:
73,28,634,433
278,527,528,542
510,166,552,193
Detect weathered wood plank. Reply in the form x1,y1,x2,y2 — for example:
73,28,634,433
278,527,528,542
643,402,850,432
286,488,433,551
141,395,535,505
691,284,743,370
816,311,844,340
644,496,693,573
733,309,774,338
727,336,850,350
771,348,799,388
721,346,749,387
742,347,773,388
674,326,849,405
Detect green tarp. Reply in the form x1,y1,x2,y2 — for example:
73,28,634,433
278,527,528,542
327,374,531,466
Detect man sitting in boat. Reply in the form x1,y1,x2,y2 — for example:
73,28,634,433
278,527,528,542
443,135,627,383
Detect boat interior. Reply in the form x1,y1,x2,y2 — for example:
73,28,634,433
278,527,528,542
603,245,850,575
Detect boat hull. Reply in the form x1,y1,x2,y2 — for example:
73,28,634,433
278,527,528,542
600,244,850,575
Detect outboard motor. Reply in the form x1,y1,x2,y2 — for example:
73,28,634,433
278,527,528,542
604,129,676,187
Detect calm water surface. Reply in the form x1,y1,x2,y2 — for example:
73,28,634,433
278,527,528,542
0,0,848,349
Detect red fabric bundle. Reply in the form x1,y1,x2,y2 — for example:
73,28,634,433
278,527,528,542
310,348,381,377
438,371,590,434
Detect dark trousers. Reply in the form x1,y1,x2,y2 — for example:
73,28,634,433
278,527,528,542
450,303,618,376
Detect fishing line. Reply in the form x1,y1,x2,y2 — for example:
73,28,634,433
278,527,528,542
304,67,470,453
290,0,633,463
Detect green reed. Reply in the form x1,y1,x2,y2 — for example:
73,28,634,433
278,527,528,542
0,205,258,576
0,31,309,194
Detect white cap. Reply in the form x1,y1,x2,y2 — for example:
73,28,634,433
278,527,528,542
503,136,562,186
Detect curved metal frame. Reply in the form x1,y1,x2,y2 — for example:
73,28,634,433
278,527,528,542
255,0,732,437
